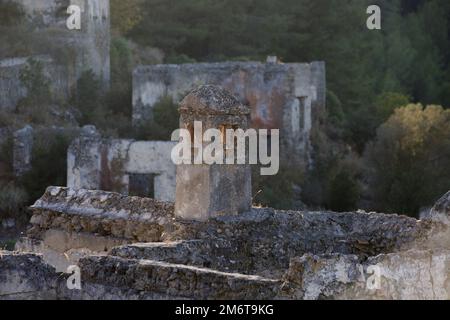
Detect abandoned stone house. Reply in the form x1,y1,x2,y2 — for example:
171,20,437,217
0,1,448,300
132,58,326,164
1,0,326,202
1,86,449,300
66,57,327,201
67,128,176,202
7,123,176,202
0,0,110,111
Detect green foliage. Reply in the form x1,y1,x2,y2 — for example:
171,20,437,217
110,0,143,35
108,37,133,118
133,96,179,141
0,239,16,251
76,56,135,138
0,111,14,128
343,92,410,153
0,136,14,181
0,0,24,26
19,132,74,202
19,58,52,107
74,68,178,140
252,165,302,210
326,90,345,127
327,168,360,212
166,54,197,64
128,0,450,150
364,104,450,217
74,70,104,126
0,182,28,219
374,92,410,122
14,58,58,125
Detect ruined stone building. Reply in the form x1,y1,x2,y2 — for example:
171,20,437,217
8,123,177,202
67,128,176,202
133,59,326,163
1,86,449,300
0,0,110,111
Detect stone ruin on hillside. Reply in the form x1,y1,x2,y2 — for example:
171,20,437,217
67,131,176,202
66,57,326,202
0,0,110,111
1,86,449,300
132,58,326,165
0,0,326,205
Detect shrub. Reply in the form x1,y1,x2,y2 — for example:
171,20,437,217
19,58,52,107
327,168,360,212
374,92,410,122
19,131,74,202
364,104,450,217
133,96,179,141
106,37,133,122
75,69,136,138
302,116,363,211
0,136,14,181
0,0,25,26
252,165,302,210
0,182,28,219
74,70,104,125
0,239,17,251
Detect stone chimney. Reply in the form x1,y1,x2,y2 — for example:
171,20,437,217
175,85,252,221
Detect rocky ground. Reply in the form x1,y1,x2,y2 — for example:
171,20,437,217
0,189,449,300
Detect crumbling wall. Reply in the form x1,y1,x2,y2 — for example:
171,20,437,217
11,125,82,177
13,0,110,83
17,186,175,271
67,137,176,202
0,55,71,111
21,186,447,279
5,189,450,300
132,61,326,161
0,251,60,299
0,0,110,111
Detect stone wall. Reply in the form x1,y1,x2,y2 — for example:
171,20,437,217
17,186,175,271
132,61,326,162
67,136,176,202
11,125,81,177
0,0,110,111
15,0,110,85
3,189,449,300
19,187,449,278
0,251,61,299
0,55,70,111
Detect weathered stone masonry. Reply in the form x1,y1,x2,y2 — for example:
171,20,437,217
0,0,110,110
67,134,176,202
132,60,326,163
4,188,450,299
2,87,449,300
